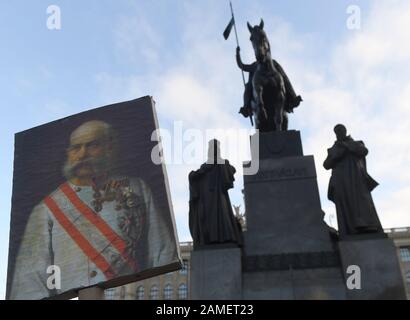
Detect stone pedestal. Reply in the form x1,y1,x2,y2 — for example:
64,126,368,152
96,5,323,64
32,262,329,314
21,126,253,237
190,246,242,300
240,130,345,299
338,237,407,300
244,131,334,256
243,267,346,300
250,130,303,160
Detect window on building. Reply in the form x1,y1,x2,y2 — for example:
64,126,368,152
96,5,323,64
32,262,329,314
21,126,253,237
136,286,145,300
164,284,173,300
105,288,115,300
179,260,188,275
178,283,188,300
150,285,159,300
399,247,410,262
406,272,410,284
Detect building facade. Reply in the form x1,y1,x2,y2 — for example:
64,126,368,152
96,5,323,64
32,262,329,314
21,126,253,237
106,227,410,300
105,241,193,300
386,227,410,299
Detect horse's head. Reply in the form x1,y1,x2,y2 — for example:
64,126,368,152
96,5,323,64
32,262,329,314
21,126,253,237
247,19,271,62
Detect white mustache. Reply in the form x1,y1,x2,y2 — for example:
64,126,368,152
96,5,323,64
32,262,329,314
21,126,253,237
63,154,113,179
70,158,99,170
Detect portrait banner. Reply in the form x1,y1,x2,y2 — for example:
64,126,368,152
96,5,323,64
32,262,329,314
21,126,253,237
6,96,181,299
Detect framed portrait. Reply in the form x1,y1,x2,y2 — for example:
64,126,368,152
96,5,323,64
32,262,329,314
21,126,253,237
6,96,181,299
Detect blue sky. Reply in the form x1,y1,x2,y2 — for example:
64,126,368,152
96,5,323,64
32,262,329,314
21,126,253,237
2,0,410,299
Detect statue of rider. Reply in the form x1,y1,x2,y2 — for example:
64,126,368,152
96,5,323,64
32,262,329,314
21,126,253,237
236,19,303,131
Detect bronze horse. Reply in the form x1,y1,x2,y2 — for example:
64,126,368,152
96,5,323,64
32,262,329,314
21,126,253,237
236,19,302,132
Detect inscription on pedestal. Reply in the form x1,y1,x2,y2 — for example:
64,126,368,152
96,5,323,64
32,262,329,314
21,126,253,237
245,167,309,183
243,153,334,255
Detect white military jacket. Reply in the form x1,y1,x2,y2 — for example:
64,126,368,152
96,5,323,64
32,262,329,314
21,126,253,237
9,177,178,299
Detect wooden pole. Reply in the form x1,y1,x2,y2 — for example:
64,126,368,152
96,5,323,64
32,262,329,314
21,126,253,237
78,286,105,300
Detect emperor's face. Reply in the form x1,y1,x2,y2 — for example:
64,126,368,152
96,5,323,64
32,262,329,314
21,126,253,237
65,121,114,182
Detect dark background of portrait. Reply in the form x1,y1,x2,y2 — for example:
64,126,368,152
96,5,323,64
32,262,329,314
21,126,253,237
6,96,178,298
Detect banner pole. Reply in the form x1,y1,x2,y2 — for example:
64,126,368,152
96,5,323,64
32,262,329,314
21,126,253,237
78,286,105,300
230,1,246,88
229,1,254,126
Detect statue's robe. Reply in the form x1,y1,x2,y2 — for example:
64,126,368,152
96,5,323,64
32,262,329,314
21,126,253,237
188,160,242,247
323,137,383,237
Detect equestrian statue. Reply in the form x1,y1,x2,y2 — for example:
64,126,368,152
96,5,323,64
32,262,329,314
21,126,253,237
236,19,302,132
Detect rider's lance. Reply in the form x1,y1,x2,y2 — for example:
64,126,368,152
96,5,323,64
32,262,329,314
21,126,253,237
223,1,254,126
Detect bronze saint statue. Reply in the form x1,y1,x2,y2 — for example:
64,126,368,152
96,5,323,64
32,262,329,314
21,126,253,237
236,19,302,132
323,124,384,237
188,140,243,247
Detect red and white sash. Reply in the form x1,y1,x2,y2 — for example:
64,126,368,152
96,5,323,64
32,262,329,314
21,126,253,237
44,182,139,280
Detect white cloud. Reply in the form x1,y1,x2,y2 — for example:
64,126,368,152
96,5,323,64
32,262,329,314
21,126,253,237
298,0,410,228
114,12,163,68
378,187,410,228
101,0,410,238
